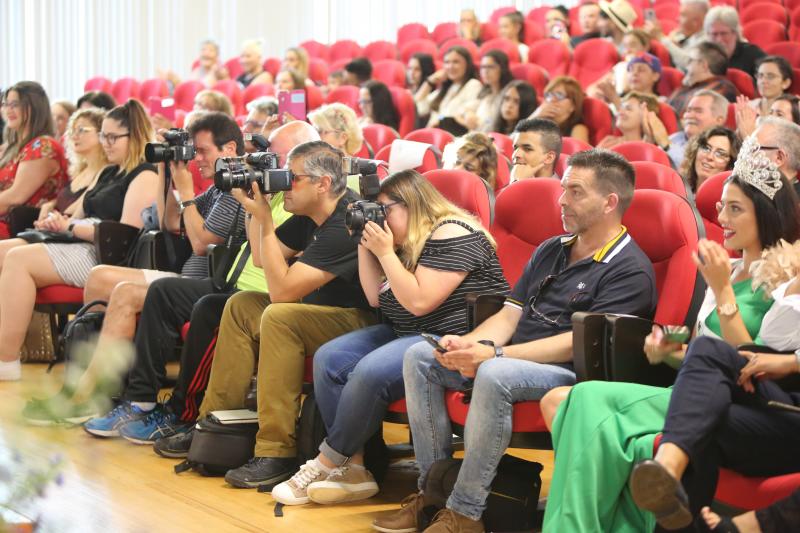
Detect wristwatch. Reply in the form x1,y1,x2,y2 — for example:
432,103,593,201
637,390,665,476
717,302,739,317
179,199,196,213
478,339,504,358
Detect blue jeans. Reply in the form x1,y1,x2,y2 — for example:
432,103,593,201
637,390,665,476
403,341,576,520
313,323,423,465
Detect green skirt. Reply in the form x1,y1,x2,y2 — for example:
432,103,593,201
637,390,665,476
543,381,674,533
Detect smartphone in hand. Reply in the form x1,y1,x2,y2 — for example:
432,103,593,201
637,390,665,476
148,96,176,122
421,333,447,353
660,325,690,344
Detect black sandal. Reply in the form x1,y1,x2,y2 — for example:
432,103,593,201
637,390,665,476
630,459,693,530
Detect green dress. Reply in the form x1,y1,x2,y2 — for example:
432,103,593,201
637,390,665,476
542,279,773,533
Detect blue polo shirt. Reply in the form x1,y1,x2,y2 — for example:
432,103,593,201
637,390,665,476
506,226,657,346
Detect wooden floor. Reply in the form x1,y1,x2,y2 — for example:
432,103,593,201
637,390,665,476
0,363,554,533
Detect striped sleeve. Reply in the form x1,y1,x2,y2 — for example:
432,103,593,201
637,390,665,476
201,190,243,239
417,232,494,273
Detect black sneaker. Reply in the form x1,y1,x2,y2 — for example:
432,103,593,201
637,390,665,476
153,427,195,458
224,456,297,488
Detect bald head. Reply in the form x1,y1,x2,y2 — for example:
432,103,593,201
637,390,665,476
268,121,321,166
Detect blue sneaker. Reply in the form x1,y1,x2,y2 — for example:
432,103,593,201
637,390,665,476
84,402,148,438
119,406,191,445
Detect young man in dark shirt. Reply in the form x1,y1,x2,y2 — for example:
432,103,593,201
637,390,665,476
376,149,658,533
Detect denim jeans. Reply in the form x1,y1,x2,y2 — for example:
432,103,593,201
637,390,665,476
313,323,424,465
403,340,576,521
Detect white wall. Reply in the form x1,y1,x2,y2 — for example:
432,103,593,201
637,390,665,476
0,0,560,103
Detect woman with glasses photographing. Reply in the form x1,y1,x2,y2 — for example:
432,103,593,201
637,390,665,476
270,169,508,507
681,126,741,192
0,99,158,381
0,81,68,230
530,76,590,144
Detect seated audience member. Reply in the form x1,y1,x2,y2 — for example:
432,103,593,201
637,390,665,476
236,39,273,88
275,70,307,93
704,5,765,77
325,70,345,97
359,80,399,132
344,58,373,87
645,0,709,70
491,80,538,135
443,132,499,189
189,141,376,489
531,76,590,144
597,92,669,149
308,103,364,157
540,140,800,532
415,46,482,134
160,40,228,89
510,117,562,181
545,6,572,47
76,91,117,111
667,89,728,168
497,10,529,62
753,117,800,194
735,57,795,138
0,100,157,382
33,124,311,434
598,0,638,54
51,100,76,140
0,82,68,222
590,49,662,111
703,486,800,533
193,90,234,115
272,169,509,506
242,96,278,152
458,8,482,45
283,46,315,87
406,53,436,129
375,149,657,533
570,2,602,48
462,50,513,132
771,94,800,125
680,125,740,192
668,41,738,117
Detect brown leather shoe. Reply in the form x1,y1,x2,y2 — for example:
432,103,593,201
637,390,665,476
372,492,424,533
423,509,484,533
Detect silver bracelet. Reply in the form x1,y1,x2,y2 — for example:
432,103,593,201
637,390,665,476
794,349,800,371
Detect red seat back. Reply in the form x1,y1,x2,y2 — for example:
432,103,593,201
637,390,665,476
364,40,398,62
648,39,673,68
622,189,704,326
716,469,800,510
375,141,442,174
490,6,518,24
423,169,494,228
110,77,141,103
438,38,481,64
325,85,361,114
479,38,521,63
308,58,330,85
300,40,330,62
741,3,788,25
84,76,113,93
139,78,169,102
480,22,499,42
432,22,458,45
212,79,244,115
611,141,672,166
727,68,757,98
528,40,571,77
329,39,363,63
658,66,685,98
560,136,593,155
488,132,514,161
495,155,512,192
742,19,788,50
389,87,417,137
242,83,275,106
372,59,407,87
224,57,244,80
305,85,325,113
397,23,432,47
262,57,282,78
582,97,614,146
555,152,570,176
509,63,549,96
399,39,440,64
632,161,689,197
569,38,620,89
404,127,455,152
490,178,564,285
695,171,731,247
765,41,800,68
174,80,205,112
362,123,400,154
658,101,679,135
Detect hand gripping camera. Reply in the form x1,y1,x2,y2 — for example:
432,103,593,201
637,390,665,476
214,151,292,194
344,157,385,238
145,128,196,163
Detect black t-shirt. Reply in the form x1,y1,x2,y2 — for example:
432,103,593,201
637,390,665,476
506,228,657,348
729,41,766,78
83,162,156,221
275,189,369,309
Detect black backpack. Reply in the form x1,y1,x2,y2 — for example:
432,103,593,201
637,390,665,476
419,455,543,532
53,299,107,371
176,415,258,477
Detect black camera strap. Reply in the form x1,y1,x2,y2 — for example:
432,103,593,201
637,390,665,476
161,164,183,272
212,204,247,292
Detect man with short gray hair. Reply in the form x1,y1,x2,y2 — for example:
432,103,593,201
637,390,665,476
645,0,709,70
754,117,800,193
667,89,728,168
704,5,765,76
668,41,738,116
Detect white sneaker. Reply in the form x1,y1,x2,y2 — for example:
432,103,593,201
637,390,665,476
271,460,328,505
0,359,21,381
307,464,379,504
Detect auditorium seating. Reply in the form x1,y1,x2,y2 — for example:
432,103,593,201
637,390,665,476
695,170,731,249
110,78,140,103
765,41,800,68
582,97,614,146
479,38,521,63
569,39,620,89
84,76,113,93
307,58,330,85
396,22,431,46
262,57,282,78
528,39,571,77
437,38,481,64
740,2,788,26
173,80,205,112
362,123,400,154
403,127,454,152
658,101,680,135
300,40,330,61
658,66,685,99
242,83,275,106
364,40,399,62
139,78,170,102
431,22,458,45
509,63,549,96
399,38,439,63
328,39,363,63
742,20,788,50
423,169,494,227
375,141,442,173
372,59,406,87
212,79,245,115
224,57,244,80
632,161,690,198
560,136,593,156
388,87,417,137
611,141,673,167
726,68,757,99
325,85,361,113
487,132,514,161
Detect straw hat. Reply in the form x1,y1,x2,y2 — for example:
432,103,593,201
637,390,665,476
599,0,638,33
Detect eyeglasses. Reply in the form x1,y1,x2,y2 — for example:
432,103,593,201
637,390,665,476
99,132,130,145
479,64,499,70
544,91,568,103
71,126,97,137
244,120,265,129
759,145,781,151
708,30,734,39
527,274,587,326
698,143,730,162
0,101,20,110
381,200,403,214
757,72,782,81
315,128,341,137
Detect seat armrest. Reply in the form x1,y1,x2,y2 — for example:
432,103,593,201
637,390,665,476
94,221,140,266
605,315,676,386
466,293,507,331
571,312,610,382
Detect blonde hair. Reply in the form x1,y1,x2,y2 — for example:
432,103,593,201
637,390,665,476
195,90,234,116
307,103,363,155
241,39,264,56
65,107,108,177
381,169,496,270
623,91,660,113
285,47,310,78
456,132,498,190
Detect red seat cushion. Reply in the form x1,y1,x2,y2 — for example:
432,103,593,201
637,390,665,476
35,285,83,305
180,321,191,341
388,398,407,413
304,355,314,384
445,391,548,432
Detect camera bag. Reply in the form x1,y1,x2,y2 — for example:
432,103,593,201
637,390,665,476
56,300,107,370
418,455,543,531
175,415,258,477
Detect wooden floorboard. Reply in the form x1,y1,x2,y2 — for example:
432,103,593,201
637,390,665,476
1,363,553,532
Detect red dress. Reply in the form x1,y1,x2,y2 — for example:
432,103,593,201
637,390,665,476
0,136,69,214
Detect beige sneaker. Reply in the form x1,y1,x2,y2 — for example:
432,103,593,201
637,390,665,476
271,460,328,505
372,492,424,533
423,509,484,533
307,464,379,504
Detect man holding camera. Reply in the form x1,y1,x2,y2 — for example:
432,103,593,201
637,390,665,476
193,140,375,489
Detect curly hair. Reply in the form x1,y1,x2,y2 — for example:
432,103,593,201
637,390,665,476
681,126,740,192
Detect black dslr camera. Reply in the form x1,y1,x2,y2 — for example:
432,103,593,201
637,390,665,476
145,128,196,163
344,157,384,238
214,151,292,194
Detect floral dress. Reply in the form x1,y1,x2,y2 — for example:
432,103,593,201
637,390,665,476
0,136,68,219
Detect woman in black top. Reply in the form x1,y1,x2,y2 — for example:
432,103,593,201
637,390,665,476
0,99,157,381
271,169,509,506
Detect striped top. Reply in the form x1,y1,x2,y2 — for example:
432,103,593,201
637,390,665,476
378,219,509,337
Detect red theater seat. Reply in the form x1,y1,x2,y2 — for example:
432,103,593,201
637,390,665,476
35,285,85,359
262,57,282,78
658,66,685,99
488,132,514,161
560,136,593,155
611,141,672,166
174,80,205,112
305,85,325,113
325,85,361,114
84,76,113,93
242,83,275,106
510,63,549,96
139,78,169,102
632,161,689,197
649,39,673,68
364,40,398,62
765,41,800,68
308,58,329,85
528,39,571,77
300,40,330,62
555,152,570,176
329,39,363,63
397,23,432,47
224,57,244,80
742,20,787,50
389,87,417,137
423,169,494,227
431,22,458,45
399,39,439,64
658,101,680,135
403,128,454,152
569,38,620,89
695,171,731,248
727,68,757,98
479,38,521,63
741,3,788,25
375,141,442,174
362,123,400,154
438,38,481,64
110,77,141,103
495,156,512,191
372,59,407,87
582,97,614,145
212,79,245,115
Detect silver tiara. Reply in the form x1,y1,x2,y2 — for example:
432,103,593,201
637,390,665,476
732,137,784,200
